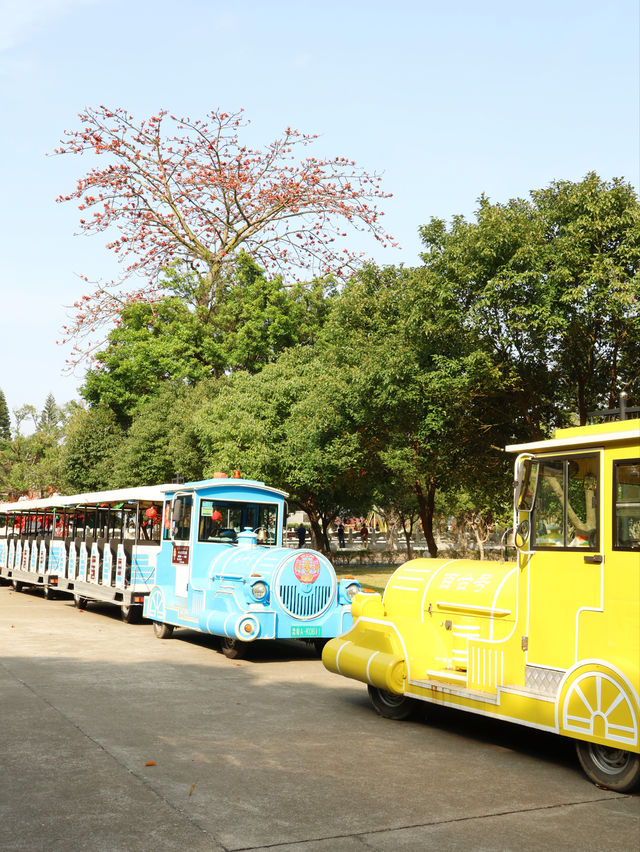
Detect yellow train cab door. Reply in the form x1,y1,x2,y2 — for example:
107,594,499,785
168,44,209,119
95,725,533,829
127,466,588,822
525,452,603,672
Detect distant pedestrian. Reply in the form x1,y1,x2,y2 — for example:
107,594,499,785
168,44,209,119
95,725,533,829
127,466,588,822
337,521,346,549
360,522,369,547
296,523,307,548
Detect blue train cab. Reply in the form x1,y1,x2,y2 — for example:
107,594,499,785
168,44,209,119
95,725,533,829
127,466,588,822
144,476,359,656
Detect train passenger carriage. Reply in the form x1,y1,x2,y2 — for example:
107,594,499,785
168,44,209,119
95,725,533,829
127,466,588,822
322,417,640,792
0,486,167,620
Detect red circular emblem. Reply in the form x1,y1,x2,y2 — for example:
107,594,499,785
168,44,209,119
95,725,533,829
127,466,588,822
293,553,321,584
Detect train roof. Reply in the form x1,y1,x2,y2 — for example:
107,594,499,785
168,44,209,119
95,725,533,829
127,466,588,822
168,478,288,498
0,478,289,513
0,484,172,513
506,417,640,454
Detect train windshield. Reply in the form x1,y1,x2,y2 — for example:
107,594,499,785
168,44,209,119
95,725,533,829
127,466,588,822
198,500,279,546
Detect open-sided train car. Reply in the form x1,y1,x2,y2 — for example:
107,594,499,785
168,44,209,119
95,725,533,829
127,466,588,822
0,485,167,621
323,417,640,792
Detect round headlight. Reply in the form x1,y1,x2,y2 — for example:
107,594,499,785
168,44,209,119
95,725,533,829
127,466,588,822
346,583,360,601
251,581,268,601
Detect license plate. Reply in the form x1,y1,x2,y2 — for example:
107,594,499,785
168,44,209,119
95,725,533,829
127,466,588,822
291,626,322,638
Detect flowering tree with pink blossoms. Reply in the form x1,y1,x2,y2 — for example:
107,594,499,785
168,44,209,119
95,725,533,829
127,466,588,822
54,106,395,364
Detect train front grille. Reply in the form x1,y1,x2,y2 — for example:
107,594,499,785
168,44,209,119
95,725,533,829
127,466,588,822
277,583,332,619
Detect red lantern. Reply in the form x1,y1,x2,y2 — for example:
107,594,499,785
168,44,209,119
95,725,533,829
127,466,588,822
145,507,158,519
232,469,242,479
211,510,223,522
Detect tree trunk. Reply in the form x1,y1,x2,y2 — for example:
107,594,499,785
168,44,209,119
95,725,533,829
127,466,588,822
415,477,438,558
306,511,323,553
305,507,333,555
472,523,485,560
402,527,413,560
320,515,333,553
577,378,587,426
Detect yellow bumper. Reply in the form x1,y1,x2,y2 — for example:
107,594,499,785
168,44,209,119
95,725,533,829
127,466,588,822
322,594,407,693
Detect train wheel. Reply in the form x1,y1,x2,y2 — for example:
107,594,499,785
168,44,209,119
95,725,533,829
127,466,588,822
367,685,419,721
313,639,328,657
11,581,23,592
74,595,89,610
575,742,640,792
42,586,56,601
153,622,174,639
221,637,246,659
121,604,142,624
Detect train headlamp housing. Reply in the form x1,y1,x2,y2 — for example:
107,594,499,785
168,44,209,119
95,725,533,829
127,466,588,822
338,578,361,605
250,581,269,603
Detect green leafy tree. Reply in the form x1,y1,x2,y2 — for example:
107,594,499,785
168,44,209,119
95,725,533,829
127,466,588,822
0,397,67,498
420,172,640,426
39,393,61,432
0,432,64,498
109,381,218,487
319,264,518,557
0,389,10,440
12,405,39,435
195,346,376,552
60,404,125,493
82,256,333,423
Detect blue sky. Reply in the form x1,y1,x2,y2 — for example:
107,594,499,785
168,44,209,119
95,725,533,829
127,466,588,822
0,0,638,421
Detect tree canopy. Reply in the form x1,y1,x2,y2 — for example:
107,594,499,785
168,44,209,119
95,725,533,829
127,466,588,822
420,172,640,427
6,170,635,558
80,255,334,422
0,389,10,441
54,106,394,363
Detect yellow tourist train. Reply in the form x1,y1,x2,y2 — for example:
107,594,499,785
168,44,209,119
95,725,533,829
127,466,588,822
323,416,640,792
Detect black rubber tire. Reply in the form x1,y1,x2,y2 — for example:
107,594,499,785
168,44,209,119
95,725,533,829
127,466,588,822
367,685,419,721
575,741,640,792
221,637,246,659
121,604,142,624
153,621,174,639
42,586,56,601
12,581,23,592
313,639,329,658
74,595,89,609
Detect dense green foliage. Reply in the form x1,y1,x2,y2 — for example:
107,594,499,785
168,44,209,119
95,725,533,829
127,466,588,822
0,389,10,441
420,172,640,428
3,174,638,556
81,255,333,423
0,395,71,499
59,404,124,493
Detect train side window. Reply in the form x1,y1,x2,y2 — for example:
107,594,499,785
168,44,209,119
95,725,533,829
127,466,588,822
531,455,599,550
613,460,640,551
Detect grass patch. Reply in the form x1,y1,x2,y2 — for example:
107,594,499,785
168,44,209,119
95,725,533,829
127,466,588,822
334,563,396,595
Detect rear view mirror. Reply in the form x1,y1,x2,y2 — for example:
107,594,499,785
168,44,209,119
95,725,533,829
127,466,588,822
517,459,539,512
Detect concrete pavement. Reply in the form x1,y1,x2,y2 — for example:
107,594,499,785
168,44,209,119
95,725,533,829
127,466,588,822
0,586,638,851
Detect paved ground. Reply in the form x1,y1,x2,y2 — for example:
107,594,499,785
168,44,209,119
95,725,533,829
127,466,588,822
1,586,638,851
